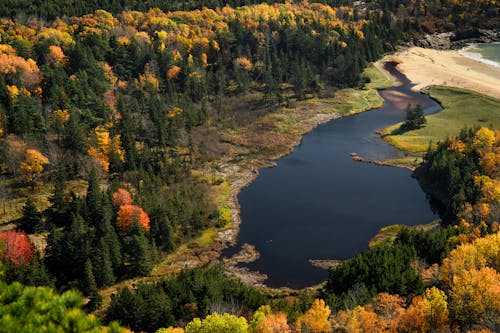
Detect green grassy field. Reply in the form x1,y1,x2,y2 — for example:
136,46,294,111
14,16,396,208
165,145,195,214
363,63,394,90
381,86,500,154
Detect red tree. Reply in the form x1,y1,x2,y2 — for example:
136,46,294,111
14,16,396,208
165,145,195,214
115,204,150,235
112,188,133,207
0,230,35,266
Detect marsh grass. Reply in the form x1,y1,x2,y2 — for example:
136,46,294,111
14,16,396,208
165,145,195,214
381,86,500,154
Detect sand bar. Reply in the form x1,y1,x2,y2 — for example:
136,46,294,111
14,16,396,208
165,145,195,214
388,47,500,99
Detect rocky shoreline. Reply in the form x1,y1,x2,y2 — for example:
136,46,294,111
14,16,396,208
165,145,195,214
412,29,499,50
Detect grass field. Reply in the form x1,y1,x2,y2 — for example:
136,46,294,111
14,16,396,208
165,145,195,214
0,179,87,229
297,63,391,119
363,63,394,90
380,86,500,154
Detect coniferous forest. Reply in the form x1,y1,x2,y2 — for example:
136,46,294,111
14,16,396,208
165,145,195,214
0,0,499,332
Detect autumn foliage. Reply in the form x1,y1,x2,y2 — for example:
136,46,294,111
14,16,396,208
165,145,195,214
115,204,150,235
112,188,133,207
295,299,331,333
0,230,35,266
19,149,49,184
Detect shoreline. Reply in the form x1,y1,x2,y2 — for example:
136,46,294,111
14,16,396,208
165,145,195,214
102,42,498,297
220,43,500,291
459,42,500,70
388,46,500,99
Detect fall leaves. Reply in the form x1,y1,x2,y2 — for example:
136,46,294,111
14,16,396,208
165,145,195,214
151,231,500,333
0,230,34,266
116,205,150,235
1,135,49,187
113,188,150,235
20,149,49,185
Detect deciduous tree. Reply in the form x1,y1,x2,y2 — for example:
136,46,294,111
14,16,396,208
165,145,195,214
185,313,248,333
116,204,150,235
0,230,34,266
295,299,331,333
112,188,133,206
19,149,49,187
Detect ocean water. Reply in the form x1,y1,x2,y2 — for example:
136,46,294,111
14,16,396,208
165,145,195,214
460,42,500,69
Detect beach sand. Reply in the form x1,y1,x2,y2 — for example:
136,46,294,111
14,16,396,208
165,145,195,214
388,47,500,99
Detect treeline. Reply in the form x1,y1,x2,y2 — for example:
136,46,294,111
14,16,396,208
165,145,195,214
105,265,267,332
0,0,287,19
1,0,498,33
3,230,498,332
377,0,500,32
416,127,499,224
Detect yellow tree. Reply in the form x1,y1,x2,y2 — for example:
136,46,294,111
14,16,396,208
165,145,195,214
185,313,248,333
19,149,49,187
250,305,290,333
295,299,331,333
156,328,184,333
333,305,384,333
421,287,450,332
449,267,500,329
373,292,406,332
440,231,500,288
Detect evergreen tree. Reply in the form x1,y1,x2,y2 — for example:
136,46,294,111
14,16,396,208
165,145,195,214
83,259,98,295
4,253,54,288
85,169,104,231
17,198,42,234
124,225,155,277
93,238,116,287
402,104,426,130
46,167,69,227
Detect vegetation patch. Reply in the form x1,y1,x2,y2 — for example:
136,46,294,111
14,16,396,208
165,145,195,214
382,156,423,169
381,86,500,154
0,179,87,227
369,221,440,249
363,63,394,90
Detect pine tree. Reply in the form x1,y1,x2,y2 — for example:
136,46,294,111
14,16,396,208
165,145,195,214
85,169,105,232
83,259,102,310
18,198,42,234
402,104,426,131
83,259,97,295
124,225,154,277
93,238,116,287
46,167,69,227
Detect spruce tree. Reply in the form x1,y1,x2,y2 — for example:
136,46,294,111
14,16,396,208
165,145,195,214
94,238,116,287
402,104,426,130
124,225,154,277
18,198,42,234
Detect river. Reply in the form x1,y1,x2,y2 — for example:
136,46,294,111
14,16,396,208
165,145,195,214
223,63,441,289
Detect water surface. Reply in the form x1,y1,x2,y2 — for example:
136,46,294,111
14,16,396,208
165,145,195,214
224,64,440,289
460,42,500,69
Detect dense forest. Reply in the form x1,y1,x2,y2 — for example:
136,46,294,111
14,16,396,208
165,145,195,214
1,0,499,31
0,0,403,300
0,0,499,332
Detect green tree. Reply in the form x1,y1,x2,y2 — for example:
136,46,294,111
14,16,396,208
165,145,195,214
17,198,42,234
0,281,124,333
401,104,426,131
123,225,156,277
185,313,248,333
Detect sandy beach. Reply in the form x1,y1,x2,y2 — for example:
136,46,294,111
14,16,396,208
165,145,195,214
389,47,500,99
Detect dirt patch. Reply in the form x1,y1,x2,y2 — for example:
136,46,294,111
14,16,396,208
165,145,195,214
309,259,342,270
351,155,416,171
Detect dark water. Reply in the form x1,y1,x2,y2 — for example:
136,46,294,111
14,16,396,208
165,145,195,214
223,64,441,289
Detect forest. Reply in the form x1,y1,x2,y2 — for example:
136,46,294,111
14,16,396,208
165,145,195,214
0,0,499,332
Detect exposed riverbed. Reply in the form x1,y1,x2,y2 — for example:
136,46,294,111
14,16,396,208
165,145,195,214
223,63,441,289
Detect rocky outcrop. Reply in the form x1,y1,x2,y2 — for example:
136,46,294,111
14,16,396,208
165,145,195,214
412,29,500,50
